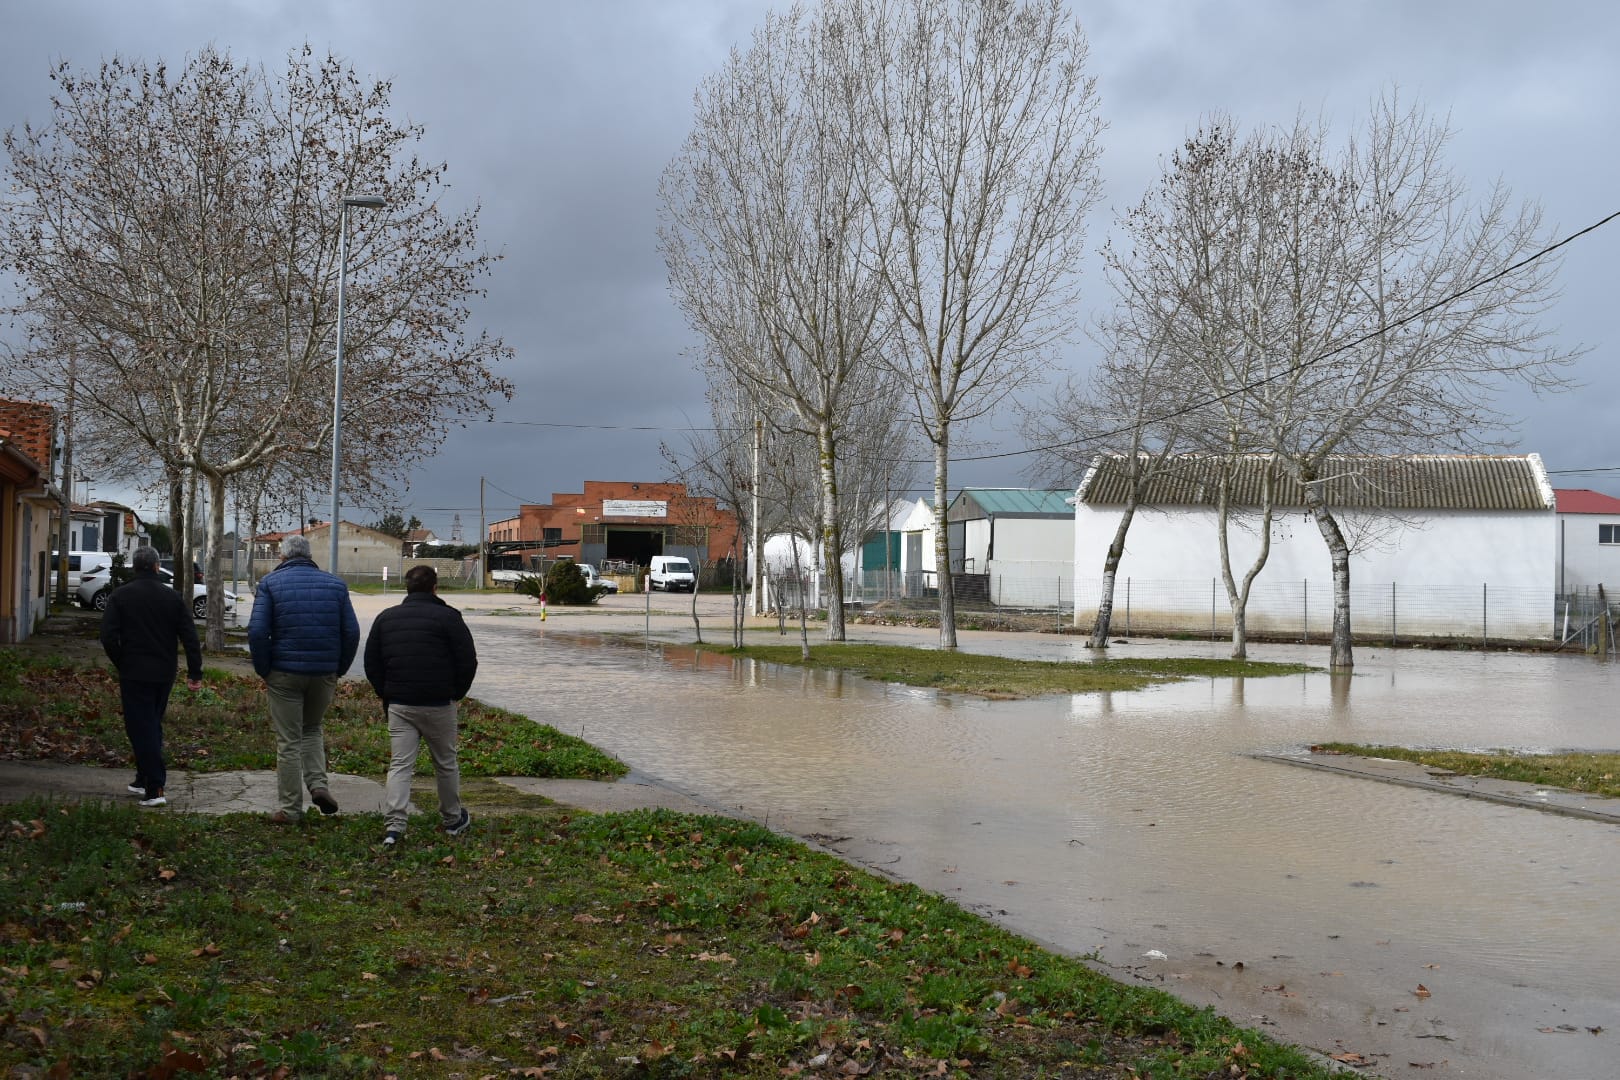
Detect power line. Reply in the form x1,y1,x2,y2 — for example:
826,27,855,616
951,206,1620,465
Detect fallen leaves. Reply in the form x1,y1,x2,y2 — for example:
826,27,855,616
1412,984,1432,999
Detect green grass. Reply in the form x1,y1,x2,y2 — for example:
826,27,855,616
0,651,626,781
0,801,1337,1079
704,642,1314,699
1314,743,1620,798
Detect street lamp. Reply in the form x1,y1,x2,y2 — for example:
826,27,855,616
329,193,387,574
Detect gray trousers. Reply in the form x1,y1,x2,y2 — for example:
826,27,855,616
265,670,335,815
384,702,463,834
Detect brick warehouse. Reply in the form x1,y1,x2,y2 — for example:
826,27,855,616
487,481,739,574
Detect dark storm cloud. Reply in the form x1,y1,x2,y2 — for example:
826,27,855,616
3,0,1616,534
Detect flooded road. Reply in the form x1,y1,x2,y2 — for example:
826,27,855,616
368,594,1620,1077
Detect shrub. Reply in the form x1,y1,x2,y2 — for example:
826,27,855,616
514,563,607,606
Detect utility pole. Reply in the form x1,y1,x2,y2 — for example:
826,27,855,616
478,476,486,590
752,416,762,616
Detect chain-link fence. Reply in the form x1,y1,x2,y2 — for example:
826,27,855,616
808,567,1617,650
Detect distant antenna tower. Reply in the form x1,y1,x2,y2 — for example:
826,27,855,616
451,514,463,542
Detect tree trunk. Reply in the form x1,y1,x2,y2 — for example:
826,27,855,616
204,471,228,650
818,422,845,642
1087,501,1138,648
169,470,187,603
55,407,73,606
690,560,703,645
933,439,956,649
1302,482,1355,671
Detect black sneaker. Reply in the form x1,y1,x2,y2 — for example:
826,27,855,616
382,831,402,847
445,808,471,837
310,788,340,816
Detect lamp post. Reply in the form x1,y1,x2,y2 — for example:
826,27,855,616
329,193,387,574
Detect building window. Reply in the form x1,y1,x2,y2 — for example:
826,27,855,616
543,528,562,546
1601,524,1620,545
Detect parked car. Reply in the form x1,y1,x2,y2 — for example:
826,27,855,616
577,564,618,594
648,556,696,593
77,566,236,619
47,550,114,593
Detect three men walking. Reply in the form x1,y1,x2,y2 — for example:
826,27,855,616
364,564,477,846
248,534,360,823
99,546,202,808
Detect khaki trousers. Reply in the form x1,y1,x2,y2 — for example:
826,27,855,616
265,670,335,815
384,702,462,834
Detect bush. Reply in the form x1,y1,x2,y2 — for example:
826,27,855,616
514,563,607,606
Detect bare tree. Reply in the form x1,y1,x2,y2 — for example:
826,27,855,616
660,9,891,643
1127,97,1581,667
1023,303,1202,648
1,47,513,647
849,0,1104,649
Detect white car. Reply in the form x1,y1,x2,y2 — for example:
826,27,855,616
78,565,236,619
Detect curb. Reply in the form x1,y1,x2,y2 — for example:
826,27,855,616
1252,752,1620,825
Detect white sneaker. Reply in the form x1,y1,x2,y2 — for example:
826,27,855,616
138,790,167,808
127,784,146,797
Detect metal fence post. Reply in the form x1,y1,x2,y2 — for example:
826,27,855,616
1482,582,1488,648
1211,578,1217,640
1126,577,1132,637
1391,581,1397,648
1302,579,1308,644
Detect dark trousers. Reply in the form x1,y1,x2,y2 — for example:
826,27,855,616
121,679,174,794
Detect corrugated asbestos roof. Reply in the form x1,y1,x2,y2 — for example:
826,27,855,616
950,488,1073,521
1077,455,1552,512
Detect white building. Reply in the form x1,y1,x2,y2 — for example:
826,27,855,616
1554,488,1620,594
1073,454,1556,641
947,488,1074,608
896,497,938,597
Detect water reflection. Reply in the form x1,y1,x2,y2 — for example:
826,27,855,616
467,619,1620,1079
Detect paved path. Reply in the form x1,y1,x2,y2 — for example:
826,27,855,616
0,760,724,818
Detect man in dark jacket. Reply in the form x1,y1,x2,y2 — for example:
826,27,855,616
248,534,360,823
363,564,477,846
99,546,203,808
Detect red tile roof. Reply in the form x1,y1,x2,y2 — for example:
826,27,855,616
1554,488,1620,514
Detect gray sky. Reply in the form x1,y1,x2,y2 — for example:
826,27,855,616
3,0,1615,537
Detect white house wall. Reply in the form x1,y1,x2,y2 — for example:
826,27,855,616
1074,504,1555,639
1556,514,1620,593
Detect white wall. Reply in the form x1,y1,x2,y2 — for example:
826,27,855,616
1556,513,1620,593
1074,504,1556,639
993,518,1073,563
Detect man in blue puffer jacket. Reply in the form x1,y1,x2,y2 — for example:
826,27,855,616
248,533,360,823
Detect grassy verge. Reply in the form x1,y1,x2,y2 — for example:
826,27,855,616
703,643,1313,699
0,801,1335,1079
1313,742,1620,798
0,650,625,781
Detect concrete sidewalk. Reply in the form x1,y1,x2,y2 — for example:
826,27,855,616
0,760,726,818
1254,750,1620,824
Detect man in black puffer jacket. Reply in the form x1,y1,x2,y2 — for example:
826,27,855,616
363,564,478,846
100,546,203,808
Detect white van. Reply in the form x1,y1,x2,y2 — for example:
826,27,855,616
48,551,114,593
648,556,696,593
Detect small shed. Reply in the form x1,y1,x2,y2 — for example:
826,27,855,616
947,489,1075,608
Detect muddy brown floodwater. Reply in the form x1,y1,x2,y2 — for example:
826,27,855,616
349,593,1620,1078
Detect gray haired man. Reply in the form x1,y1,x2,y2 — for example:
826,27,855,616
247,534,360,823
